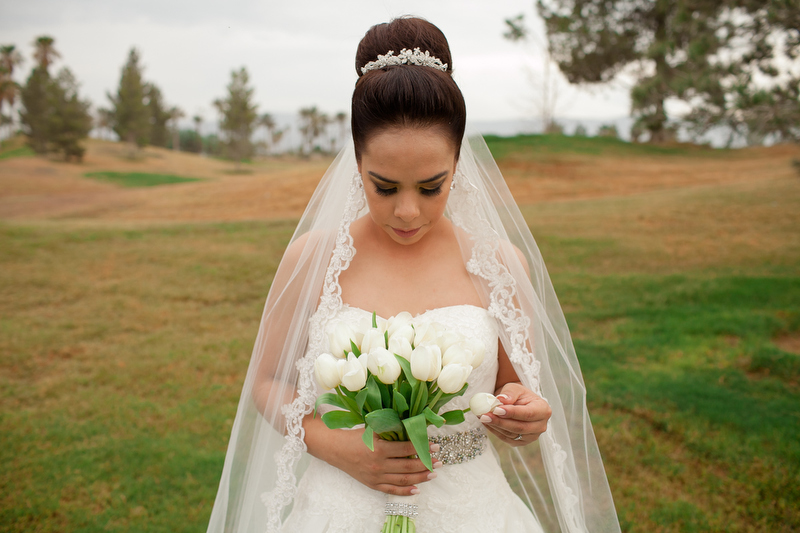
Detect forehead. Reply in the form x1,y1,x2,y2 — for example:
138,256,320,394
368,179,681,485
360,126,457,177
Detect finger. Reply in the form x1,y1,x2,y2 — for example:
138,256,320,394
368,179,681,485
374,439,424,459
497,403,551,423
381,456,441,475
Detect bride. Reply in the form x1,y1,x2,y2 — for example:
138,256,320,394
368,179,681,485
206,17,620,533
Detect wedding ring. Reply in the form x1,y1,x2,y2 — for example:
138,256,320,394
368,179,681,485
514,433,523,441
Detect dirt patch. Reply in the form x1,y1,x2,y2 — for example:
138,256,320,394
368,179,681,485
774,333,800,355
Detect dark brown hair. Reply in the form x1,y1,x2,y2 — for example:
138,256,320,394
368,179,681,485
352,17,467,160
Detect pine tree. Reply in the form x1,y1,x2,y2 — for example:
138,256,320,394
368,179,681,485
19,66,50,152
48,68,92,161
213,67,258,163
108,48,149,147
146,83,170,148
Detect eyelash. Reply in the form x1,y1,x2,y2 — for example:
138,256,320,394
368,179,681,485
374,184,444,197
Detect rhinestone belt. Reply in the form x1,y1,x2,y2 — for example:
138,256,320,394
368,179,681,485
429,428,487,465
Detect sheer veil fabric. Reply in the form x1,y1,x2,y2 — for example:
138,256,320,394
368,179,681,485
206,132,621,533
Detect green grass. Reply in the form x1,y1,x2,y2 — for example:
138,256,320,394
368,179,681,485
0,146,36,160
83,171,202,187
484,133,725,159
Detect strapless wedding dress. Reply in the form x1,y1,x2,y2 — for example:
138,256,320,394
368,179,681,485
281,305,544,533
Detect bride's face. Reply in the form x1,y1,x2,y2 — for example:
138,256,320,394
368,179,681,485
358,126,457,246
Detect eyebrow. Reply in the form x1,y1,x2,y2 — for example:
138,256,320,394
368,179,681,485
368,171,448,185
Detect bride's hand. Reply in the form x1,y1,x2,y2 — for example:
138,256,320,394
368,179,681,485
304,415,441,495
479,382,551,447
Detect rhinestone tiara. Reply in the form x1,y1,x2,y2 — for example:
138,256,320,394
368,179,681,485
360,47,448,74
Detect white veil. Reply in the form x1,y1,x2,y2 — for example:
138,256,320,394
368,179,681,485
206,132,620,533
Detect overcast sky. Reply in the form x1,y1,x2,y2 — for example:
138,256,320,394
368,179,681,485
2,0,632,128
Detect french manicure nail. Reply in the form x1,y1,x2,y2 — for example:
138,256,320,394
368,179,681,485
427,472,437,480
497,394,510,401
430,443,440,453
479,414,491,424
433,461,443,469
410,488,420,495
493,407,507,416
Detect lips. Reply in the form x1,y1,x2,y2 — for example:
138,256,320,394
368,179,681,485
392,227,420,238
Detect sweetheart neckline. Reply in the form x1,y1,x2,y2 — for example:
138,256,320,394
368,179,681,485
339,303,489,321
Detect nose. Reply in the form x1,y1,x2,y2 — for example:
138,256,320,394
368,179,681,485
394,192,420,222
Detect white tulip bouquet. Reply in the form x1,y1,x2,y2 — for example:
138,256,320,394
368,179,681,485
313,311,486,533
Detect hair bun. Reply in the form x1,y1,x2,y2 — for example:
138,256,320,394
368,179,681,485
355,17,453,77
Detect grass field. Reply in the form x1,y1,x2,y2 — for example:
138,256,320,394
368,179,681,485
1,136,798,532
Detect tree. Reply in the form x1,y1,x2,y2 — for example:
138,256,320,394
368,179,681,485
334,111,348,151
108,48,150,147
95,107,113,140
503,14,568,133
33,37,60,72
146,83,170,148
298,106,329,155
19,67,51,152
168,106,184,151
19,36,59,153
47,68,92,161
527,0,799,143
1,45,23,138
213,67,258,163
19,37,91,160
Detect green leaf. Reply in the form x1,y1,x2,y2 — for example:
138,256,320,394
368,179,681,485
384,330,389,349
423,407,445,428
372,311,378,329
362,425,375,451
378,380,391,408
364,408,404,434
402,414,433,471
395,355,418,388
321,410,363,429
410,382,428,417
366,375,383,411
393,389,409,415
314,393,344,417
337,388,361,414
355,388,369,412
432,383,469,412
441,409,466,425
350,339,361,356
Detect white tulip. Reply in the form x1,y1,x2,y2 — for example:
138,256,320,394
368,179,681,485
386,312,413,337
360,328,386,355
339,352,368,391
388,334,413,360
469,392,502,417
437,329,463,354
389,324,415,347
465,339,486,368
437,363,472,394
410,344,442,381
412,322,440,347
367,347,402,384
329,322,359,359
314,353,342,390
441,344,473,367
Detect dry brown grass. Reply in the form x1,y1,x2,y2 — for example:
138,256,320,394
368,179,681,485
2,137,798,227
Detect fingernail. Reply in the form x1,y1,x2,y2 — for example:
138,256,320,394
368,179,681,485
433,461,443,469
479,414,491,424
493,407,507,416
497,394,510,401
427,472,437,480
430,443,440,453
410,488,420,495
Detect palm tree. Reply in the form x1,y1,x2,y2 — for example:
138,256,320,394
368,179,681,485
192,114,203,153
334,111,347,151
0,45,23,138
298,106,329,156
33,36,60,72
169,106,184,151
259,113,276,155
